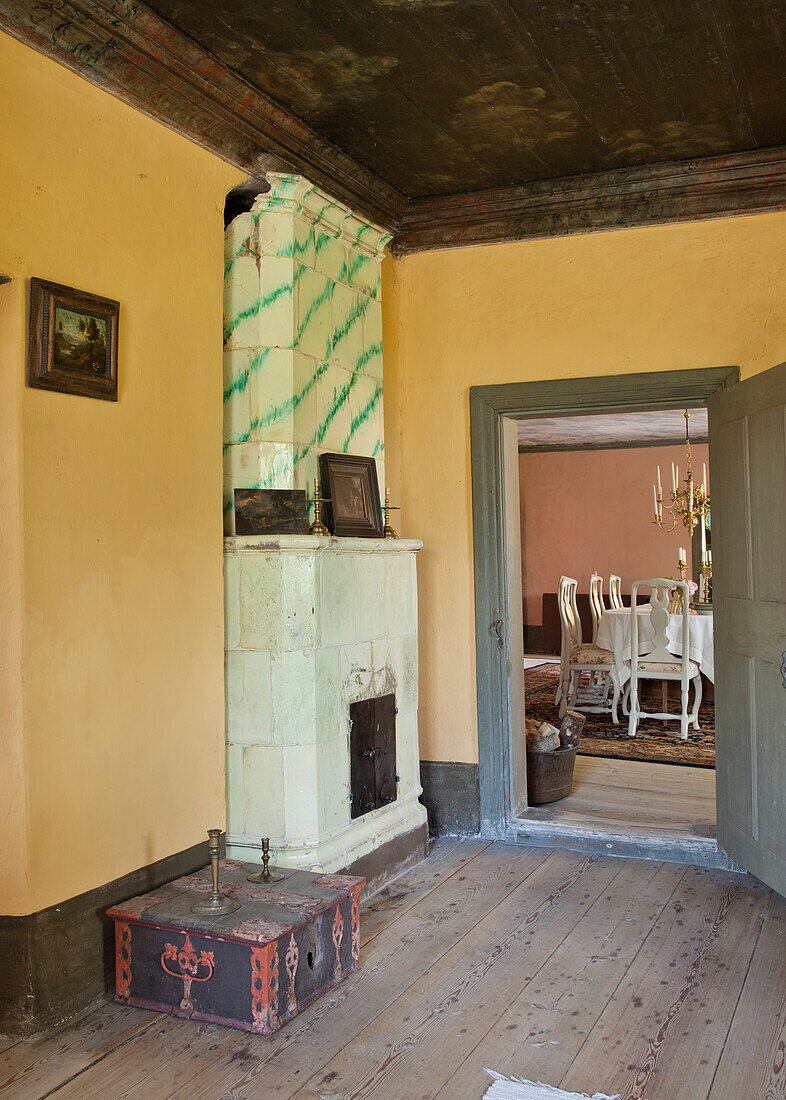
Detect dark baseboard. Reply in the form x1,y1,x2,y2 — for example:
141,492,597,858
341,823,429,898
420,761,480,837
522,624,544,654
0,836,217,1038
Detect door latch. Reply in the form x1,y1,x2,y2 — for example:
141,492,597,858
492,619,505,651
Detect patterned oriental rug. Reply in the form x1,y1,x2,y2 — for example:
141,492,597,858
524,664,715,769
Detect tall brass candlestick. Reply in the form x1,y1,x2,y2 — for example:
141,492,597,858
309,478,329,536
700,555,712,603
193,829,240,915
382,487,399,539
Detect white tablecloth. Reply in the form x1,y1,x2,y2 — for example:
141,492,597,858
595,606,714,684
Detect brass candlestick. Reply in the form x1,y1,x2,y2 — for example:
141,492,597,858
382,487,399,540
308,478,329,536
678,558,687,584
246,838,284,884
193,829,241,915
700,559,712,603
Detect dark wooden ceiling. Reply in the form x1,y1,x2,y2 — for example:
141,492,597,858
145,0,786,198
2,0,786,248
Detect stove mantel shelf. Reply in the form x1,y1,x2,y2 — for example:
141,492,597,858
224,534,422,554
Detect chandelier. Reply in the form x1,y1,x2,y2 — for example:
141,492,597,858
652,410,709,541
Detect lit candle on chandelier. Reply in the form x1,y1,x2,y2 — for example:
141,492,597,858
653,484,659,518
657,464,662,499
701,510,706,555
672,463,677,493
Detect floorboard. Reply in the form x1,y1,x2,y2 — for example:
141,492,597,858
3,841,779,1100
560,867,770,1100
538,756,717,835
360,836,489,947
0,1003,157,1098
707,891,786,1099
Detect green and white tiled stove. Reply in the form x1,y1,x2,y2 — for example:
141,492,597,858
224,535,427,871
223,177,425,870
223,173,389,536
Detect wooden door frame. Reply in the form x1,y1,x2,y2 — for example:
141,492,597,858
470,366,739,841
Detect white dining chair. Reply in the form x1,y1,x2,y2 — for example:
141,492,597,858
589,573,604,643
626,579,702,740
555,575,577,708
557,575,620,722
608,574,623,610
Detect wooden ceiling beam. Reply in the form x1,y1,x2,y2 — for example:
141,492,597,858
391,146,786,254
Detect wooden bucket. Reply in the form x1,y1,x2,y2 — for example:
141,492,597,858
526,745,578,805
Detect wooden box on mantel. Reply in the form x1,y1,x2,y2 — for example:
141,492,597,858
107,860,365,1034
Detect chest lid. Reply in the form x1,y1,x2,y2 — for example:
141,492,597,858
107,860,365,946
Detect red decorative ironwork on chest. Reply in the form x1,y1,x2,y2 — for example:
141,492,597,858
351,888,361,967
250,942,278,1034
115,922,132,1003
161,933,215,1014
285,932,299,1014
332,903,344,983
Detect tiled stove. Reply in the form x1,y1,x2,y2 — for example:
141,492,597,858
222,174,426,883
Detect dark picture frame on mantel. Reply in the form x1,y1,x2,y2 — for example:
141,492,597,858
319,453,384,537
27,277,119,401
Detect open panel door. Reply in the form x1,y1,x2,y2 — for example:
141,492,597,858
708,361,786,896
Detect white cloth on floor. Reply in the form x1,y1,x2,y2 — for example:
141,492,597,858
482,1070,646,1100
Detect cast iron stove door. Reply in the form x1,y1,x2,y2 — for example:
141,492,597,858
350,693,397,818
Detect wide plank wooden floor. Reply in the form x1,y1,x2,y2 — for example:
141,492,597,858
1,839,784,1100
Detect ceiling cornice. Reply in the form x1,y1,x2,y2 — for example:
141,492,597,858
0,0,406,229
391,146,786,254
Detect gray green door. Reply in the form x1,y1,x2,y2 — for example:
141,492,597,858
709,361,786,896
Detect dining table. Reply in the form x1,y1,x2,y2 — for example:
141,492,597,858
595,604,714,686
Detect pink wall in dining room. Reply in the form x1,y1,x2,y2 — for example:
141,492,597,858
519,442,709,626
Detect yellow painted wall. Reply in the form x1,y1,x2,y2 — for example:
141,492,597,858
0,279,28,910
0,31,243,913
382,212,786,764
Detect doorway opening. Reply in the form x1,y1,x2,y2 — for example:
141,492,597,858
516,406,715,858
470,367,737,867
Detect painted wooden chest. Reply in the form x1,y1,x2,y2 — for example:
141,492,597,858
107,860,365,1034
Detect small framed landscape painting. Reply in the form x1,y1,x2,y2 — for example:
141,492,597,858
233,488,309,535
27,277,119,400
319,452,384,537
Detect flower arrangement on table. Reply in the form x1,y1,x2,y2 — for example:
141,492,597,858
667,577,698,614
